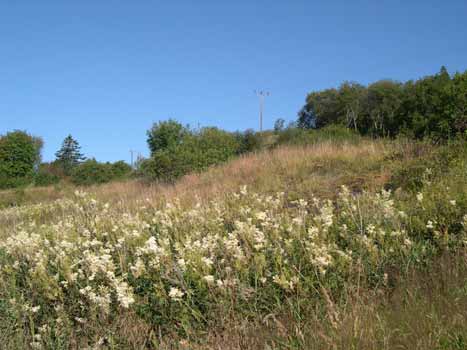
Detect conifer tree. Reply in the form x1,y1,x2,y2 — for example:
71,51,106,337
55,135,86,175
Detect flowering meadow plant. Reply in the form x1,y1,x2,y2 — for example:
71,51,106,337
1,176,466,348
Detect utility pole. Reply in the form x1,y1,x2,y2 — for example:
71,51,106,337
255,90,270,132
130,150,135,168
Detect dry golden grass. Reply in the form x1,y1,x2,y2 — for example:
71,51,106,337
1,139,424,212
0,139,426,215
90,139,404,210
0,184,66,207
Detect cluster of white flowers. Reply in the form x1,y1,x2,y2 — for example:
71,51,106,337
0,185,465,342
169,287,184,301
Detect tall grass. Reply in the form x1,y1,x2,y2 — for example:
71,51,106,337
85,140,399,208
0,139,466,349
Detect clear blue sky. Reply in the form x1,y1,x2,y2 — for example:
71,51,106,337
1,1,466,162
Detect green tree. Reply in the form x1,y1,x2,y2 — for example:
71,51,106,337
298,88,341,129
55,135,86,175
366,80,403,136
274,118,286,133
147,119,189,155
297,66,465,140
400,67,453,139
338,81,367,132
448,71,467,135
0,130,43,189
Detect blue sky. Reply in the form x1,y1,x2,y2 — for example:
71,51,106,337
1,1,466,162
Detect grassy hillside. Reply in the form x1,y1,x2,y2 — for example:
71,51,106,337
0,138,416,208
1,138,466,349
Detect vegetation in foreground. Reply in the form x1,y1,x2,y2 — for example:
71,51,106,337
0,138,466,349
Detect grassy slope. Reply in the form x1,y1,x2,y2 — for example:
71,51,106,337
1,139,466,349
1,140,404,206
1,140,399,233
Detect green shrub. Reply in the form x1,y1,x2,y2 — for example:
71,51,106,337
71,159,132,186
34,170,60,187
235,129,262,154
110,161,133,179
276,125,360,146
139,148,192,182
192,127,240,167
141,127,240,182
70,159,111,185
388,139,467,192
33,163,61,187
276,127,312,145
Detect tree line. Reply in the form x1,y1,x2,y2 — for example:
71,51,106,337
0,124,263,190
0,132,132,189
297,67,467,139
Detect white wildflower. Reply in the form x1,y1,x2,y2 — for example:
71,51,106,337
168,287,184,301
201,256,213,267
255,211,267,221
177,258,186,270
130,258,146,278
114,281,135,308
203,275,215,284
416,193,423,202
31,305,41,313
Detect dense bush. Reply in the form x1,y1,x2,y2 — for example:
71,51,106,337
70,159,111,185
34,163,61,187
70,159,132,186
388,138,467,192
138,149,191,182
277,124,361,146
191,127,240,167
235,129,262,154
147,119,189,155
0,130,43,189
141,125,240,182
110,160,133,179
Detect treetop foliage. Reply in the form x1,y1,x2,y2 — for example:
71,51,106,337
0,130,43,189
298,67,467,139
147,119,189,155
55,135,86,175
